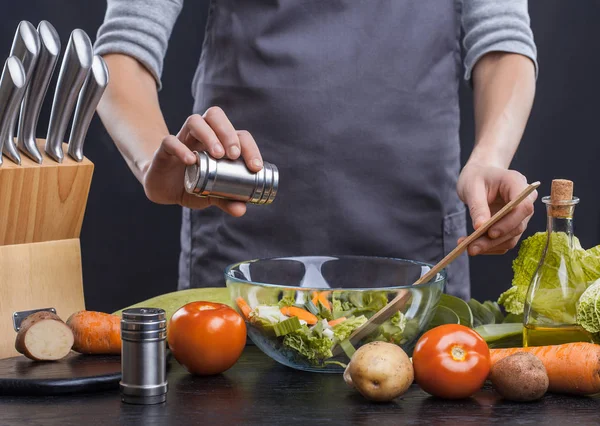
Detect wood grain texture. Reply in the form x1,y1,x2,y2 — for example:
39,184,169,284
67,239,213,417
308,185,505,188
0,346,598,426
0,239,86,359
0,139,94,246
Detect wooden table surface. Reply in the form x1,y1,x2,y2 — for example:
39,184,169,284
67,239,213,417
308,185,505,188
0,346,598,426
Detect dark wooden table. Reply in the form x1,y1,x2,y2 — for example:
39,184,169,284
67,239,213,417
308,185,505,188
0,346,598,425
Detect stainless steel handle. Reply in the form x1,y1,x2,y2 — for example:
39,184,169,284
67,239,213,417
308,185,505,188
0,57,27,167
17,20,61,164
67,55,109,162
3,21,40,165
45,29,93,163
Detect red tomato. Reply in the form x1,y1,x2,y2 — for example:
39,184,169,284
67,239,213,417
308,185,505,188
412,324,490,399
167,301,246,375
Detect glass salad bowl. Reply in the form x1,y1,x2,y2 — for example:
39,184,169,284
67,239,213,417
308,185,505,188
225,255,445,373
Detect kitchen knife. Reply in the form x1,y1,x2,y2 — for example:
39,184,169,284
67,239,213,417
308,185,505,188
4,21,41,165
0,57,27,167
67,55,109,162
17,21,61,164
45,29,93,163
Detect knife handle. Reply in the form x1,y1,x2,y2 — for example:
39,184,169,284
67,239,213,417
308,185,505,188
17,21,61,164
0,57,27,167
45,29,93,163
67,55,109,162
3,21,40,166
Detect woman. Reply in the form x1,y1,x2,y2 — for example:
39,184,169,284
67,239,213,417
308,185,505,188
94,0,538,299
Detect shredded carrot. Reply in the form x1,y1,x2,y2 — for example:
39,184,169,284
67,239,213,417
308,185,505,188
328,317,347,327
311,291,332,311
490,343,600,396
235,297,252,319
280,306,318,325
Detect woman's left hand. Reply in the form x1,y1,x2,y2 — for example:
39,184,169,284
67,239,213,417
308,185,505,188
456,161,538,255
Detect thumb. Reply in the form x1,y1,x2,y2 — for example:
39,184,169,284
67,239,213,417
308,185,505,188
463,181,491,230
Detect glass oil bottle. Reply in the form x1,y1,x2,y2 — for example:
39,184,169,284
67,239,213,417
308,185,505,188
523,179,595,347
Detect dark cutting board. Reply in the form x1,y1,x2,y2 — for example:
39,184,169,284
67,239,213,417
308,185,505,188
0,351,172,396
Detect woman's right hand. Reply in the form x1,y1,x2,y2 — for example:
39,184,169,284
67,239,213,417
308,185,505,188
142,106,264,216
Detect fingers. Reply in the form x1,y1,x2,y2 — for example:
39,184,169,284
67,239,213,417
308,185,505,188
177,108,263,172
481,236,521,255
238,130,263,172
181,192,247,217
203,106,241,159
156,135,197,166
209,198,248,217
463,179,492,230
457,210,532,256
486,172,536,239
179,113,224,158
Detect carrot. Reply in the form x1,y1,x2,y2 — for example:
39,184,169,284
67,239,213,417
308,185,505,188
280,306,318,325
328,317,347,327
490,343,600,396
311,291,332,311
235,297,252,319
66,311,121,355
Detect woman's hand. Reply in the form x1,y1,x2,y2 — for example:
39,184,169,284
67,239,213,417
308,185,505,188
457,161,537,255
142,107,264,216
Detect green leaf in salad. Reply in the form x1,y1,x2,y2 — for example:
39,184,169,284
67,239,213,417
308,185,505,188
332,315,367,341
278,296,296,308
439,294,473,328
317,301,333,321
363,311,409,345
332,291,390,319
283,325,334,362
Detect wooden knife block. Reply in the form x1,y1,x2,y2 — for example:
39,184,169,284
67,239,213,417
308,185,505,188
0,139,93,359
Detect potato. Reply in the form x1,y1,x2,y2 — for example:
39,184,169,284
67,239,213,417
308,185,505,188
344,341,413,402
15,311,74,361
489,352,549,402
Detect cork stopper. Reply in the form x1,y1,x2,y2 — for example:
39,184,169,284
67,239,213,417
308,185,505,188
550,179,574,217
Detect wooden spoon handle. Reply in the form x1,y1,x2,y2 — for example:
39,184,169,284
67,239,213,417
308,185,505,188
414,180,540,285
332,181,540,356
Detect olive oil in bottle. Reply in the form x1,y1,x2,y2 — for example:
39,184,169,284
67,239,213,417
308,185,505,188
522,179,594,347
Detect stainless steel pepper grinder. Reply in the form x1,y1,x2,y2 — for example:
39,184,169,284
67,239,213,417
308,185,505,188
184,150,279,205
120,307,168,405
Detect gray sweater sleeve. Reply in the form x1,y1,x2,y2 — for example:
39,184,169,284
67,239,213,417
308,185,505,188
94,0,184,90
93,0,537,88
462,0,538,80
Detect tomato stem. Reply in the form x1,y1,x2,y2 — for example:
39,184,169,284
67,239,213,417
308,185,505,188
451,345,466,361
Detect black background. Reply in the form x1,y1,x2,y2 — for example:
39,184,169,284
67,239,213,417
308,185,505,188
2,1,599,313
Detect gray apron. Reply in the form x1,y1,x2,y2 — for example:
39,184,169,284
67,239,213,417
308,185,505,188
179,0,470,300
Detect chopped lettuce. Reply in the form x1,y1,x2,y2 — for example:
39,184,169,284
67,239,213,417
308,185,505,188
364,311,407,345
249,305,288,325
498,232,600,318
332,316,367,341
246,290,411,366
331,291,389,319
277,296,296,308
283,325,334,362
